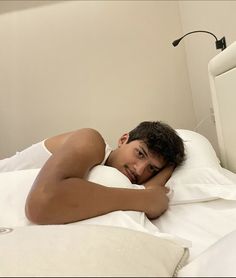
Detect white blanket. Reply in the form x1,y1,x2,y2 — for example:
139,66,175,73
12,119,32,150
1,161,236,253
0,166,190,247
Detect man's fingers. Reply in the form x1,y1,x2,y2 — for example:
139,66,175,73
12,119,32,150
165,186,170,193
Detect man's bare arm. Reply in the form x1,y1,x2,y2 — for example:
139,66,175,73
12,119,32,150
25,129,169,224
144,165,175,189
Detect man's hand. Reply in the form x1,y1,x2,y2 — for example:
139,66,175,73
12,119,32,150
144,186,169,219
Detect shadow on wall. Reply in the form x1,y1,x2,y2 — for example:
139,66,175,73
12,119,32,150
0,0,64,15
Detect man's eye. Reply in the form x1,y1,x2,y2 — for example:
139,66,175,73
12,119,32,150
136,149,144,158
148,165,158,174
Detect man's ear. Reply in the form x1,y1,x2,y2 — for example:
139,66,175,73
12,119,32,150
118,133,129,147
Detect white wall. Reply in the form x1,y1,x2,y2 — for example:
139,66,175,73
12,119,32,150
0,1,196,158
178,1,236,155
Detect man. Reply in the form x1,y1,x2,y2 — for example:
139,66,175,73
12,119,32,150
1,121,185,225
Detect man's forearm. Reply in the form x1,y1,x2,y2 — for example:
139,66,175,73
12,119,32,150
25,178,149,225
144,165,175,188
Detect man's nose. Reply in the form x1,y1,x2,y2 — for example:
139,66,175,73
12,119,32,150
134,161,147,176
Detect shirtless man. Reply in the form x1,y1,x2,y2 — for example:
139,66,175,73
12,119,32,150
1,121,185,225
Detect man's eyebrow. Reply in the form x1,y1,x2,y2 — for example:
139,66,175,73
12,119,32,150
140,146,148,157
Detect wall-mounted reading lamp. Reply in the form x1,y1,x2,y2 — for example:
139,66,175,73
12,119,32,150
172,30,227,51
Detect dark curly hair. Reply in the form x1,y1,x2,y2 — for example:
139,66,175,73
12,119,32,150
127,121,185,167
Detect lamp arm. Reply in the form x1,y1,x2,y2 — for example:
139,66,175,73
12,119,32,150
172,30,227,51
179,30,218,41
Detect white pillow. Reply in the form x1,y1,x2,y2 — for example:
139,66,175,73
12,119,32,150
175,129,220,169
87,165,143,189
167,130,236,204
0,224,189,277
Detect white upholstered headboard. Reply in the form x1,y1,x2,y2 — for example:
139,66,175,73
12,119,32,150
208,41,236,173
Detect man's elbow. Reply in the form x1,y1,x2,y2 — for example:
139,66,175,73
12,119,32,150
25,195,52,225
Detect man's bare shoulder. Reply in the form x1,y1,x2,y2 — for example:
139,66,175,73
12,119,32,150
66,128,105,147
57,128,106,166
71,128,104,139
41,128,107,179
46,128,105,156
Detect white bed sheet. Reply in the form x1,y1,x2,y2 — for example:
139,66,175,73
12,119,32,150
153,197,236,261
152,167,236,263
178,229,236,277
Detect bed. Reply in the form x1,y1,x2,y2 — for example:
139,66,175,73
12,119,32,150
1,128,236,277
1,42,236,277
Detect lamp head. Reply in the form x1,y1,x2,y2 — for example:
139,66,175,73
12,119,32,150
172,38,182,47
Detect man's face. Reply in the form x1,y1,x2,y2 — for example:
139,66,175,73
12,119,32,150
111,134,166,184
